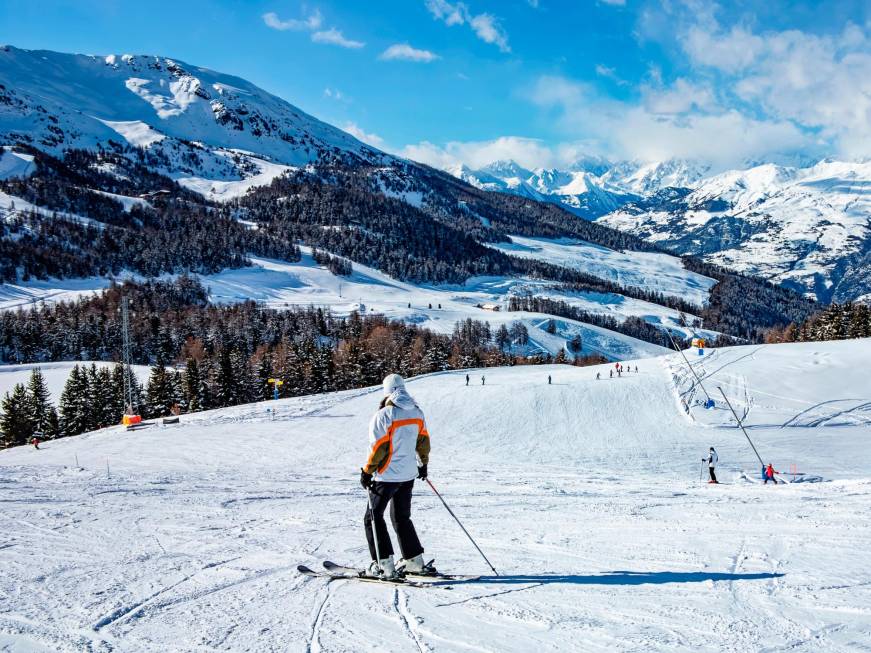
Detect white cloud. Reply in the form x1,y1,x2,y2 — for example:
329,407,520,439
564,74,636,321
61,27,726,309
323,87,348,102
426,0,466,26
262,10,322,31
681,20,871,158
642,78,715,114
683,25,764,73
524,74,812,168
263,8,364,51
469,14,510,53
600,0,626,5
401,136,561,170
425,0,510,52
342,122,385,148
595,64,629,86
311,28,365,49
380,43,440,62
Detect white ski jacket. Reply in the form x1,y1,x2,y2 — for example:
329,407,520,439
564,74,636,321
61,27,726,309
365,388,430,483
708,450,718,468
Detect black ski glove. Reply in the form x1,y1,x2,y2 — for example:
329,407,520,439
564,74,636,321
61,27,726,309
360,469,373,489
417,464,427,481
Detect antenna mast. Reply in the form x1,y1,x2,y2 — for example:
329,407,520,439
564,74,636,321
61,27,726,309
121,296,136,413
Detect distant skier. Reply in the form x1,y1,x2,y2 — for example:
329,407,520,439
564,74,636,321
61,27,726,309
31,437,40,450
481,375,485,386
360,374,431,579
635,365,638,373
548,375,552,385
596,372,601,380
609,370,613,378
465,374,469,386
704,447,719,483
763,464,779,485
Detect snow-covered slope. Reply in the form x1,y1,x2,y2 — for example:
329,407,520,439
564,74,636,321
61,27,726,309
1,339,869,651
489,235,717,306
0,45,386,199
0,246,684,362
0,145,35,179
599,160,871,303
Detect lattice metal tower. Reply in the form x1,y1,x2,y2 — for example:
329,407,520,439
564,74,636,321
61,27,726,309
121,296,136,413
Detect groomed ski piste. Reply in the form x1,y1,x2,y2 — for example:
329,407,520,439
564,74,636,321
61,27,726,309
1,339,870,652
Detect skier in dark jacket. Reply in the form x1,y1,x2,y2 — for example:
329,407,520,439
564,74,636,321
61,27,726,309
704,447,718,483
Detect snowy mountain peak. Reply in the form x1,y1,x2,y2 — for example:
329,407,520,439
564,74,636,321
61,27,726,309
0,45,390,200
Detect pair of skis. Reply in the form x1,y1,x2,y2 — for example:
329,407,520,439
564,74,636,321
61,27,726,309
298,561,479,588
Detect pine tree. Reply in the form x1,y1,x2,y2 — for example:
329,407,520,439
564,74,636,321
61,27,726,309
87,364,116,429
172,371,185,413
255,353,274,402
568,334,582,353
110,364,127,419
59,365,91,437
43,406,61,440
1,383,33,447
214,348,236,408
25,368,52,436
145,362,176,418
230,349,254,404
183,358,204,412
495,324,510,351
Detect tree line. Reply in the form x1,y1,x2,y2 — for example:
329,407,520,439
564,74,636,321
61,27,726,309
764,302,871,344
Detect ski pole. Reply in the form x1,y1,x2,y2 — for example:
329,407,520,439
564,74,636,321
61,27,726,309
426,479,499,576
699,460,704,482
366,489,383,573
718,387,765,468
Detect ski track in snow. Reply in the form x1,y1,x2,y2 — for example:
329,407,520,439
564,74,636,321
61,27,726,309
1,340,871,651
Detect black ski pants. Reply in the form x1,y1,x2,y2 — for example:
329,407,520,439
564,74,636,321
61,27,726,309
364,480,423,561
709,467,717,482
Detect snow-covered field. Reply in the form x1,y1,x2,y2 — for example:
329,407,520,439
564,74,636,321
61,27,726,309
490,235,717,306
1,339,869,651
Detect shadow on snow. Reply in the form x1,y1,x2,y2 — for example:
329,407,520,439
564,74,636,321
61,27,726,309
435,571,783,606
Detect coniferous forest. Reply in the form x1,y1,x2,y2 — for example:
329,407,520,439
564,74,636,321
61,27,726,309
0,277,607,447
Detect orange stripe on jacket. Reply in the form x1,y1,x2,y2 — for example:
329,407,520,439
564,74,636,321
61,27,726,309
368,418,426,474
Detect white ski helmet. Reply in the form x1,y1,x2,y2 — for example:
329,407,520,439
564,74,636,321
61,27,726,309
382,373,406,396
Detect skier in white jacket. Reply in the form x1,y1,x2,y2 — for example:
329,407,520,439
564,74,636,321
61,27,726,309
360,374,431,579
704,447,719,484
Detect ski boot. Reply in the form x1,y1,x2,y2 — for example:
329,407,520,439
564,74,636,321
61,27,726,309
366,556,397,579
397,554,437,577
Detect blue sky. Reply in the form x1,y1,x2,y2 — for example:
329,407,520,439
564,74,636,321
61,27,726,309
2,0,870,169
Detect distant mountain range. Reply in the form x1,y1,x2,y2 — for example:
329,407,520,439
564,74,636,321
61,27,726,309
447,157,871,303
